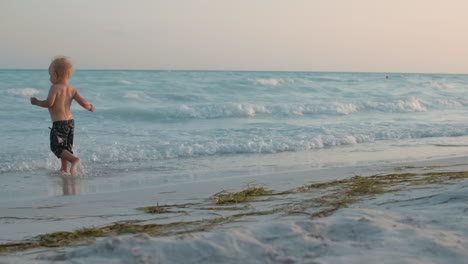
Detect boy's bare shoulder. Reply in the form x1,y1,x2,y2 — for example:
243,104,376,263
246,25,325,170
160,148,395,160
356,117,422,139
50,83,65,90
50,83,76,93
69,85,78,95
47,84,61,95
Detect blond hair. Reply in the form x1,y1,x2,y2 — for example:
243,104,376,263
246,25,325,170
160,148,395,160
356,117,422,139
48,56,74,81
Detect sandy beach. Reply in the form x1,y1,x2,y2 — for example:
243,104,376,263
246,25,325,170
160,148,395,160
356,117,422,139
3,0,468,262
1,155,468,263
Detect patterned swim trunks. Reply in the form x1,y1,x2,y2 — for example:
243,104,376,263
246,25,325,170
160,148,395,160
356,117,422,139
50,119,75,158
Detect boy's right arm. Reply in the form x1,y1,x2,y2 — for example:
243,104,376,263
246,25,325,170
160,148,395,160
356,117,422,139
74,90,95,112
30,86,57,108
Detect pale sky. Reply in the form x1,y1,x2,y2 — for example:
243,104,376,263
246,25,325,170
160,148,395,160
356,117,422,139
1,0,468,73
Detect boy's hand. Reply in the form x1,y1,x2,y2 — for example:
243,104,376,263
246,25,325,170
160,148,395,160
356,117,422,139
30,97,38,105
88,104,95,112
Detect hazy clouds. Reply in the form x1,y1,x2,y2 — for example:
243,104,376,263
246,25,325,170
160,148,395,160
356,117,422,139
1,0,467,73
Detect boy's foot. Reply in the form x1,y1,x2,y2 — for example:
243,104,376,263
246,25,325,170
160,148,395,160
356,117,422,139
70,158,81,175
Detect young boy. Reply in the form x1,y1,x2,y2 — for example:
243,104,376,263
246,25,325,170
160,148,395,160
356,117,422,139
31,56,95,174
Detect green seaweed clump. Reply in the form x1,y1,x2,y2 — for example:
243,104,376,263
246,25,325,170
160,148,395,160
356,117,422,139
345,176,385,195
212,186,273,204
137,205,171,214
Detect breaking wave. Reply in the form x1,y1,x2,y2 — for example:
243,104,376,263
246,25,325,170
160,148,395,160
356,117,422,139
7,88,40,97
98,97,435,121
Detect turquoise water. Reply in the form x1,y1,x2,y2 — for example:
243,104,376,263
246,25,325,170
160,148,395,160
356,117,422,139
1,70,468,200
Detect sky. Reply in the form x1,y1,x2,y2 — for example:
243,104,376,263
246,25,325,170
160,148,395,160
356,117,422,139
1,0,468,73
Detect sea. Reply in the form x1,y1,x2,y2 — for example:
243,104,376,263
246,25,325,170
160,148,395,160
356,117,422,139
1,70,468,201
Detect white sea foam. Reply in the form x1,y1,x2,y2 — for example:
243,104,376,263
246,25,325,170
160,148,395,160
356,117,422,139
333,102,359,114
424,79,455,89
0,153,62,173
4,134,366,169
7,88,40,97
254,78,281,86
119,102,362,121
123,91,154,102
123,92,140,99
118,79,133,85
172,103,268,118
160,99,423,119
102,97,440,122
434,99,464,107
363,97,427,112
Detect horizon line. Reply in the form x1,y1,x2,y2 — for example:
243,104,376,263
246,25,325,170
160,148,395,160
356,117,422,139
0,68,466,75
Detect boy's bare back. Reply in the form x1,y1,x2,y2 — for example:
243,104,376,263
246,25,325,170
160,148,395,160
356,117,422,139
47,84,75,121
31,83,94,121
43,84,94,121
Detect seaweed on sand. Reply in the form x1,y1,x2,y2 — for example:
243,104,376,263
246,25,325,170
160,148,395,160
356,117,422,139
3,169,468,254
211,185,273,204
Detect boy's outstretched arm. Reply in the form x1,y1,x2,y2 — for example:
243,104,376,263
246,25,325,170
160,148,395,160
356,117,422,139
74,90,95,112
30,86,57,108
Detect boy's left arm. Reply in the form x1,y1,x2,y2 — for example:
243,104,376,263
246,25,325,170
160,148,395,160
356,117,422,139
73,90,95,112
31,86,57,108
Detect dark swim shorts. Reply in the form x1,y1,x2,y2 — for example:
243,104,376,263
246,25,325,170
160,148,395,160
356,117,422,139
50,119,75,158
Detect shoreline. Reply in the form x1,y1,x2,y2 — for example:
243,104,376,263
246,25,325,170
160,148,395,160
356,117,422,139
2,155,468,262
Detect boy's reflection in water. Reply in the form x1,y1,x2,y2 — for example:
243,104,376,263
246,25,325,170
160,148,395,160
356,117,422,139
61,175,81,195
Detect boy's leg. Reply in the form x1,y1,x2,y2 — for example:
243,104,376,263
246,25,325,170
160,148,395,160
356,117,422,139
59,150,81,175
60,158,69,173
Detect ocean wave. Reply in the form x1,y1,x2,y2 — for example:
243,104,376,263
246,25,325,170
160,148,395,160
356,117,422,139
123,91,156,102
7,88,40,97
252,78,310,86
0,134,374,173
433,99,464,107
3,124,468,173
74,124,468,164
118,79,133,85
254,78,282,86
98,102,361,120
423,79,456,89
0,153,61,173
363,97,427,112
99,98,434,121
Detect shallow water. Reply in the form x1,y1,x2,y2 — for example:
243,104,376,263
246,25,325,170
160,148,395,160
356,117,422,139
1,70,468,200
